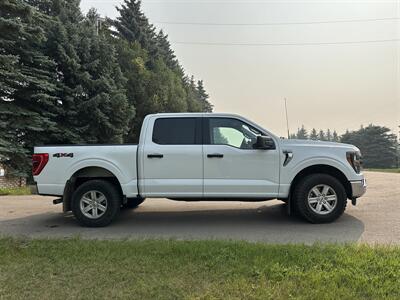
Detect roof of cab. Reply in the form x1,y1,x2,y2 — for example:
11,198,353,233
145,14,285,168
148,112,243,118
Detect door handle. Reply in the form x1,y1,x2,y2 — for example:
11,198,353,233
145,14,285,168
207,153,224,158
147,154,164,158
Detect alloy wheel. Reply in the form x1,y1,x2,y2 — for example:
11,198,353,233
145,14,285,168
307,184,337,215
79,190,108,219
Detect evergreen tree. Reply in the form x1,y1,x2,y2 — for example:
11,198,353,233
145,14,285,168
113,0,158,59
36,1,133,144
296,126,308,140
309,128,318,140
332,130,340,142
0,0,59,176
184,75,202,112
196,80,213,112
341,125,397,168
113,39,149,141
0,0,214,175
156,30,178,70
326,129,332,141
318,130,326,141
112,0,212,141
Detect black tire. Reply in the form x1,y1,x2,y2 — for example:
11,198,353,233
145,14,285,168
122,197,145,209
71,180,121,227
293,174,347,223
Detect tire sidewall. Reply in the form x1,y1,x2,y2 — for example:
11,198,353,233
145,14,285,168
295,174,347,223
71,180,120,227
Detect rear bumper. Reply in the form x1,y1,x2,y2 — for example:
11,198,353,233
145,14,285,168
33,182,63,197
350,178,367,198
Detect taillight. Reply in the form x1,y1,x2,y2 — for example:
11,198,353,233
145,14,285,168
32,153,49,176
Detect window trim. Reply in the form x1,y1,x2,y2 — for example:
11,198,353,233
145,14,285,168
203,117,274,150
152,117,202,145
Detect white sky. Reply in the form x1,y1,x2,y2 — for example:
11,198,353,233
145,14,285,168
81,0,400,137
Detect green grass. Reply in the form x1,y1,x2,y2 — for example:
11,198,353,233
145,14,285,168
365,168,400,173
0,238,399,299
0,186,31,196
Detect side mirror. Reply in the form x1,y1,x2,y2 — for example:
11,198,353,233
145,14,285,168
253,136,276,150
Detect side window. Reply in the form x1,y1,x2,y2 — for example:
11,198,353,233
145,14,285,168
208,118,264,149
152,118,197,145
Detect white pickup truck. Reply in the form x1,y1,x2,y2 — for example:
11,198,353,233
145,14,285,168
33,113,366,227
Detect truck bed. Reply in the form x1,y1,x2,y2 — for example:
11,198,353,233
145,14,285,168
34,144,138,197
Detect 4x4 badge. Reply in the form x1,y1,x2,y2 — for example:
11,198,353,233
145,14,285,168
53,153,74,158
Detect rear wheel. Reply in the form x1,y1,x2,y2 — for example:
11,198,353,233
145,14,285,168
71,180,121,227
293,174,347,223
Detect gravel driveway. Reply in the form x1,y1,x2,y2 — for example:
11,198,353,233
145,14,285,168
0,172,398,244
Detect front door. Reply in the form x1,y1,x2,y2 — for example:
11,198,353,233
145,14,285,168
203,117,280,198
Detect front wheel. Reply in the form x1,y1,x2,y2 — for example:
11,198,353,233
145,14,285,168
71,180,121,227
293,174,347,223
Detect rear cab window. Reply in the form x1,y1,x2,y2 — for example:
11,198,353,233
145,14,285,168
152,117,202,145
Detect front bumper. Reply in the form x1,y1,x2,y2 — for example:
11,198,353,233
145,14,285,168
350,178,367,198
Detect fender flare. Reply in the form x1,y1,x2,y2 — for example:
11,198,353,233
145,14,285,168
66,159,127,185
288,157,352,183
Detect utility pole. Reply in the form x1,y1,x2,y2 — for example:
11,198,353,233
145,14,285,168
284,98,290,139
96,17,105,36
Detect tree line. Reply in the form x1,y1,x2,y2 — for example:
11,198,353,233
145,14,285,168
291,125,399,169
0,0,212,176
290,126,340,142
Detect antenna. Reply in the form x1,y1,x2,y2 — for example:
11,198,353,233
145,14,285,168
284,98,290,139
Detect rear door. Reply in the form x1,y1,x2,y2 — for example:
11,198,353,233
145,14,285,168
141,116,203,197
203,117,280,198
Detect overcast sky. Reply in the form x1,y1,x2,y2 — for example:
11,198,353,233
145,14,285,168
81,0,399,137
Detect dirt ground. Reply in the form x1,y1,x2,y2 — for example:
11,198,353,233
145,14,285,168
0,172,399,244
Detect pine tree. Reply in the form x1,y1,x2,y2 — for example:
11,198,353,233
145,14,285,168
0,0,60,176
341,125,397,168
332,130,340,142
318,130,326,141
0,0,214,175
310,128,318,140
78,8,133,143
196,80,213,112
112,0,213,141
156,30,178,70
326,129,332,141
113,39,149,142
184,75,202,112
296,126,308,140
29,1,133,144
113,0,158,59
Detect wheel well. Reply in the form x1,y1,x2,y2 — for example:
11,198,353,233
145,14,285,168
289,165,352,200
63,167,123,212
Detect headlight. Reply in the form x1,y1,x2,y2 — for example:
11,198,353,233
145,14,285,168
346,151,363,174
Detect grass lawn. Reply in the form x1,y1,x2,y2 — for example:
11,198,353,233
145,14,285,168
0,238,399,299
0,186,31,196
365,168,400,173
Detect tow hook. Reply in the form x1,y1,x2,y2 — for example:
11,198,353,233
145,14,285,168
351,198,357,206
53,198,63,205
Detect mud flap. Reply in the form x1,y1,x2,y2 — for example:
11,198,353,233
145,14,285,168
62,180,73,212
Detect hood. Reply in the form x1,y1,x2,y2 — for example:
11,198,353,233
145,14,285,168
279,139,359,152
